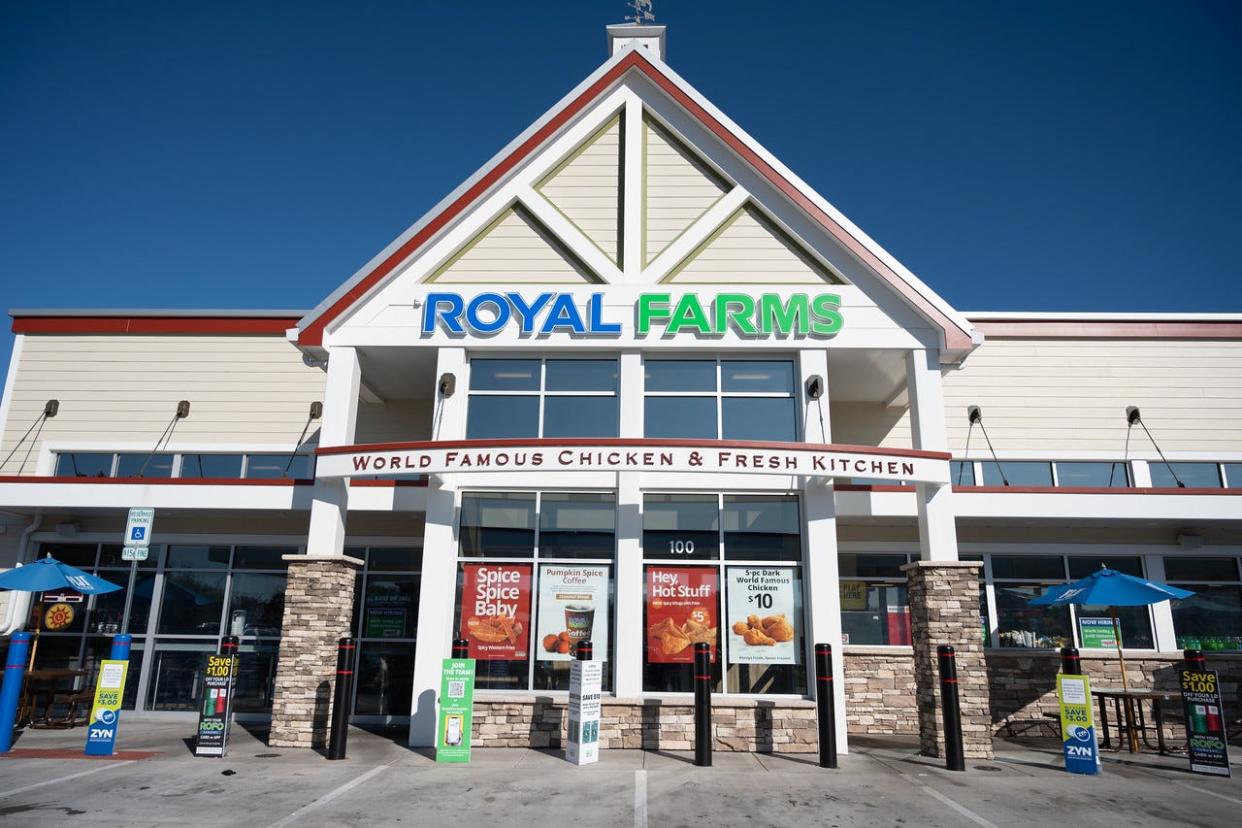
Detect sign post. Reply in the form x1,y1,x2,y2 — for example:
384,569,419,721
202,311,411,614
1180,668,1231,777
436,651,476,763
566,642,601,765
83,660,129,756
1056,673,1100,774
194,653,238,757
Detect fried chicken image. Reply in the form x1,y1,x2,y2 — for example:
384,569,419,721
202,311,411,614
760,614,795,642
742,626,776,646
731,612,795,646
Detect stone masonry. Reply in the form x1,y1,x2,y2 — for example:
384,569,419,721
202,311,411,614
268,555,361,748
470,696,818,752
843,650,920,735
903,560,993,759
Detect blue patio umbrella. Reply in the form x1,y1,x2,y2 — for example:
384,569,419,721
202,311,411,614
0,557,123,669
1028,566,1193,751
0,557,123,595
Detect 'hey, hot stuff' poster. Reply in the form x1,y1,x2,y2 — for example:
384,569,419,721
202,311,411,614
646,566,717,663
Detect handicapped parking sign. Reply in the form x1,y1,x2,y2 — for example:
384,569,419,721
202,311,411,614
123,508,155,548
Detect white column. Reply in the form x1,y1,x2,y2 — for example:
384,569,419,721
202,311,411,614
906,349,960,562
305,346,360,558
797,349,847,752
1143,554,1178,652
613,350,644,697
1130,460,1153,487
621,96,644,281
409,347,468,746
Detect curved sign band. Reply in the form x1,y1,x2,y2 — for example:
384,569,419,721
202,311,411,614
315,438,950,485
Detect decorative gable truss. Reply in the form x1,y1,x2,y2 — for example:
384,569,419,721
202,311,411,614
302,47,976,357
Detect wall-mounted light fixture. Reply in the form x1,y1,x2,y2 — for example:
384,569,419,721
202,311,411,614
176,400,191,418
309,401,323,420
43,400,59,418
805,375,824,400
439,372,457,398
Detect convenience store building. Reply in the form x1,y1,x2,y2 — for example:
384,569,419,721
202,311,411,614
1,24,1240,757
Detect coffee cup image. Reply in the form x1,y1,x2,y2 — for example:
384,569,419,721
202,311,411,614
564,604,596,644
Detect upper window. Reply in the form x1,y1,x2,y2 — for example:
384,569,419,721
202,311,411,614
54,453,114,478
644,359,796,442
466,358,618,439
981,461,1053,487
1149,462,1222,489
1054,462,1129,488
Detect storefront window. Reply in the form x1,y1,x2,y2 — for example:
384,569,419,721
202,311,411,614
157,571,227,635
1165,556,1242,651
1225,464,1242,488
348,547,422,717
456,493,615,692
644,358,796,441
466,357,619,439
643,494,720,560
54,452,114,477
180,453,244,478
839,554,911,646
951,461,975,486
643,494,805,694
115,453,174,478
245,453,313,479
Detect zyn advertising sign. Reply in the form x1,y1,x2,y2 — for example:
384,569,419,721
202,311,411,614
83,660,129,756
1056,673,1100,775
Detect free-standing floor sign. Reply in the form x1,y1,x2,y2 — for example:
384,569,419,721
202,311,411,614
1180,668,1231,777
436,657,476,763
194,654,238,757
1056,674,1099,774
84,660,129,756
566,660,602,765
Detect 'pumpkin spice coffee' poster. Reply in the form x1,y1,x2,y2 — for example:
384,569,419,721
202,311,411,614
646,566,717,663
460,563,532,659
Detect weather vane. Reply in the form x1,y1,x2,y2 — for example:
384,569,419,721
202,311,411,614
626,0,655,25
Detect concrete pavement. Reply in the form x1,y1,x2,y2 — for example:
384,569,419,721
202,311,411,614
1,721,1240,826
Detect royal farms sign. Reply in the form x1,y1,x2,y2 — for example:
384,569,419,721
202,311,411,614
421,291,844,338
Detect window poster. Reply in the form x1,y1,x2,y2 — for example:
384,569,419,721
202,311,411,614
459,563,532,660
726,567,799,665
536,564,610,662
646,566,717,664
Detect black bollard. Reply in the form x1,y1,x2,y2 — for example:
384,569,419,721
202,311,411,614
1183,649,1206,672
576,640,592,661
219,635,239,656
452,638,470,660
693,642,712,767
937,645,965,772
1060,646,1081,675
814,643,838,769
327,637,356,760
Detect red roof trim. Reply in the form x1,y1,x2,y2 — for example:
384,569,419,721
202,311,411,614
295,52,974,351
12,317,299,336
316,437,952,461
0,476,312,486
297,51,647,347
972,320,1242,340
348,478,429,488
837,483,1242,496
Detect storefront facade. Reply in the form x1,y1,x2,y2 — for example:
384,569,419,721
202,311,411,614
1,25,1240,756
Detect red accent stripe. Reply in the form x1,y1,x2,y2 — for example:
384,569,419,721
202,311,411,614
336,670,353,675
0,476,312,486
942,677,958,683
817,676,833,682
694,675,713,680
339,644,356,650
12,316,298,335
295,52,974,351
315,437,952,461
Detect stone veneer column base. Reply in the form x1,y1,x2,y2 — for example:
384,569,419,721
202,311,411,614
268,554,362,749
902,560,993,760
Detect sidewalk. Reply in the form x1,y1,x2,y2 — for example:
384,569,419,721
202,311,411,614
1,722,1239,827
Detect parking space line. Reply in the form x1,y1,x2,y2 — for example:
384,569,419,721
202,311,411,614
634,769,647,828
0,760,136,799
862,750,999,828
266,764,390,828
1177,782,1242,806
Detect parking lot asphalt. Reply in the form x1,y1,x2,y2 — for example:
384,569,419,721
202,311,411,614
1,721,1240,827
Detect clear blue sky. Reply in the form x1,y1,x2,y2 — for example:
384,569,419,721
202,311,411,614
2,1,1239,369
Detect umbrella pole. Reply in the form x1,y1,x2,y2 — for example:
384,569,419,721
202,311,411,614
26,600,43,671
1111,606,1138,752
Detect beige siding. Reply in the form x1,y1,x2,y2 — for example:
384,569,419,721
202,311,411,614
0,334,325,474
831,402,912,449
427,206,597,283
537,116,620,263
355,400,433,443
942,338,1242,453
667,206,841,284
644,119,729,264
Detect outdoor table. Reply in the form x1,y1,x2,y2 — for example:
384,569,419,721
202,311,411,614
20,669,88,727
1091,688,1178,754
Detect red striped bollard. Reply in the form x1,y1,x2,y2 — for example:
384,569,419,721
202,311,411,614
327,637,356,760
938,645,965,772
